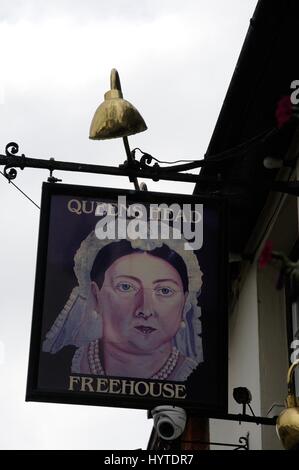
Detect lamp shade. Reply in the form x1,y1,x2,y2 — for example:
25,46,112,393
89,69,147,140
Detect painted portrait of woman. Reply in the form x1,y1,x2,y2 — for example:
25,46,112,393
42,223,203,382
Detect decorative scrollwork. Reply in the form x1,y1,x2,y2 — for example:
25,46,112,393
139,153,153,168
4,167,18,180
178,432,250,451
233,434,249,451
137,154,160,181
4,142,25,181
5,142,20,157
133,148,201,182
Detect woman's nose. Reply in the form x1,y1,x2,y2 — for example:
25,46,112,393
135,288,155,319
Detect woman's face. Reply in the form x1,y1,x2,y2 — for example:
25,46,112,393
93,252,187,354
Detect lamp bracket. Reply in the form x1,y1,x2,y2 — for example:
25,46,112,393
1,142,219,186
1,142,299,196
181,432,249,450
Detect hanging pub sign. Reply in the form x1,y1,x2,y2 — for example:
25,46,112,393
26,182,228,415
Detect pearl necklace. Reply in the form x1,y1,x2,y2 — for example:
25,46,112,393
87,339,179,380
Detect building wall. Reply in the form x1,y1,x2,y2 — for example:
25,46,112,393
210,194,298,450
210,264,262,450
257,195,297,449
257,263,289,449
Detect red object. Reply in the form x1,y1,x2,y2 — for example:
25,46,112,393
275,96,293,128
259,240,273,268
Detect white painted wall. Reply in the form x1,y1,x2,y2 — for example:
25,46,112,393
257,195,297,449
210,264,262,450
257,263,289,450
210,195,298,450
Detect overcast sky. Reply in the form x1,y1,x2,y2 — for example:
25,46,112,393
0,0,257,450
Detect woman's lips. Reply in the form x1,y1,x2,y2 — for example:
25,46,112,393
135,326,157,335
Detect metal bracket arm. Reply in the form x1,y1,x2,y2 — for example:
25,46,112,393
1,142,299,193
0,142,218,185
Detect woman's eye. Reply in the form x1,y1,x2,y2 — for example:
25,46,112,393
156,287,175,297
116,282,136,293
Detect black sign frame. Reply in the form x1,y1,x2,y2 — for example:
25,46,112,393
26,182,228,416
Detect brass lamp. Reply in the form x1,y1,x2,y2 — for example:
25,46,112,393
89,68,147,140
276,359,299,450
